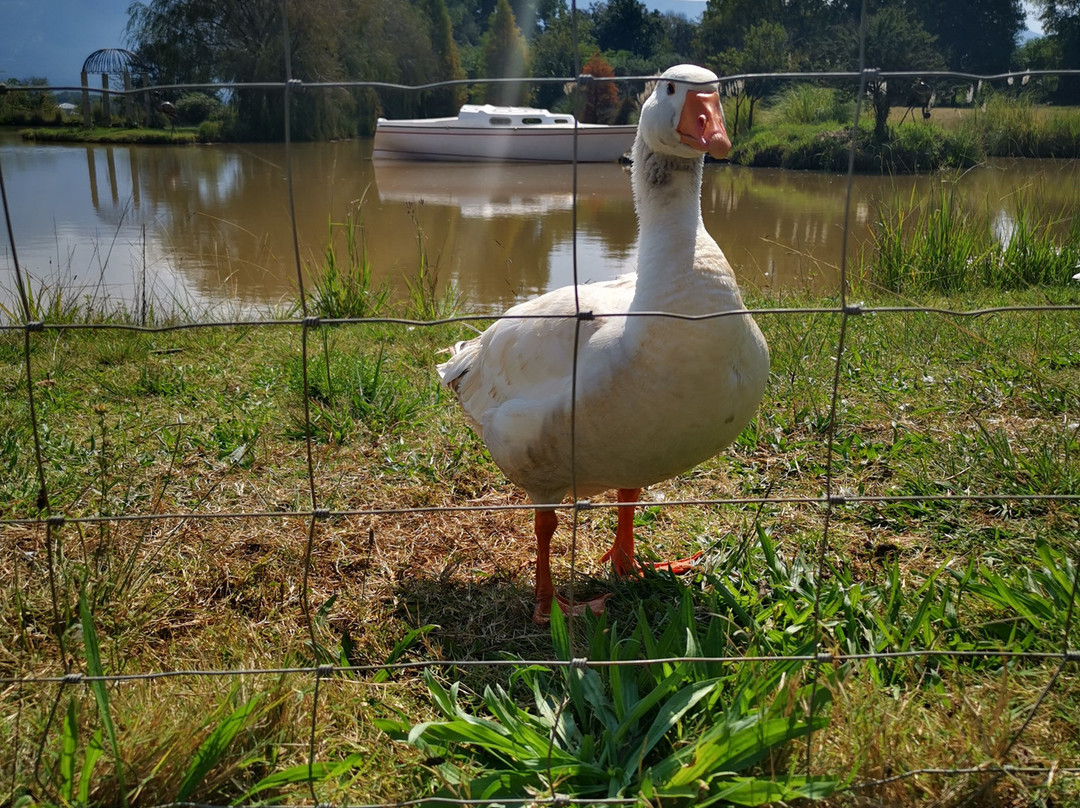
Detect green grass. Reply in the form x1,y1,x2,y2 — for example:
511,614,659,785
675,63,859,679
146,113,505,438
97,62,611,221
378,590,835,805
2,208,1079,806
957,93,1080,159
769,84,854,127
305,208,390,320
857,180,1080,294
729,119,981,173
19,126,201,145
733,86,1080,172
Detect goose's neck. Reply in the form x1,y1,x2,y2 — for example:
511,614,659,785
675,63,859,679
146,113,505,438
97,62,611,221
631,137,706,299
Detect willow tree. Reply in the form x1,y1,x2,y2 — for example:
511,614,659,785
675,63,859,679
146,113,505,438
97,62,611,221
127,0,352,139
481,0,530,105
417,0,468,116
126,0,442,138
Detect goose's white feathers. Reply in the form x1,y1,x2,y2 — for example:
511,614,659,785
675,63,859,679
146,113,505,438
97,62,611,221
436,64,769,620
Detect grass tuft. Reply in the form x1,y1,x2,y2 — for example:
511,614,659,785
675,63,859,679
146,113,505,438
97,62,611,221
306,207,390,320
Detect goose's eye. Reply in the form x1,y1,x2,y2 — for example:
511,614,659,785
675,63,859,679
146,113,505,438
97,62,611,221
665,82,675,96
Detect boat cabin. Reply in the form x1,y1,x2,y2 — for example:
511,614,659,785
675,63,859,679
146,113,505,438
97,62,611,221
458,105,575,128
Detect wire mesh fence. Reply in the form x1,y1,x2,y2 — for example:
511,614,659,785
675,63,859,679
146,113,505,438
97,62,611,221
3,3,1080,806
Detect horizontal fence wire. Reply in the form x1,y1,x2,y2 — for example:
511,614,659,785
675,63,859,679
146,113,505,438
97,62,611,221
5,303,1080,333
4,7,1080,804
3,493,1080,529
5,648,1080,688
7,69,1080,98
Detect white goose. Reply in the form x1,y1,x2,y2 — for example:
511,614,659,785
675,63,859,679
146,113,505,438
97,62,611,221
438,64,769,623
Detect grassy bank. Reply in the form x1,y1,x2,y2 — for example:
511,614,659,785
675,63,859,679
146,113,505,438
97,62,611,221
2,201,1079,806
18,125,210,145
730,88,1080,172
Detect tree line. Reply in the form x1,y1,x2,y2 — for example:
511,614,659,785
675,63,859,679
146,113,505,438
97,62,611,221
117,0,1080,140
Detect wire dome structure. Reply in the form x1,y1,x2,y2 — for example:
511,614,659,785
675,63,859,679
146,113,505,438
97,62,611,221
81,47,151,77
79,48,153,126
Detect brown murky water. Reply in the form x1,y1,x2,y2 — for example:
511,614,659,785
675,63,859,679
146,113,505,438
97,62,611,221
2,131,1077,316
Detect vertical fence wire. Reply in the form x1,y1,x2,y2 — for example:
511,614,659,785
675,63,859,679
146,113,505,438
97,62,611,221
806,0,869,777
2,10,1080,805
275,3,333,798
0,151,66,669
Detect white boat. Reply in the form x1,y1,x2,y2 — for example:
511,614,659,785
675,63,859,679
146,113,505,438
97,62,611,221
372,104,637,163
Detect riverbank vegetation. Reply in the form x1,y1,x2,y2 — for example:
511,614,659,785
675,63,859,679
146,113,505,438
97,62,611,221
17,125,203,144
3,191,1079,805
14,91,1080,176
728,86,1080,171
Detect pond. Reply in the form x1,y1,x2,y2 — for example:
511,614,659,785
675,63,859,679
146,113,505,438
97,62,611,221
1,130,1078,318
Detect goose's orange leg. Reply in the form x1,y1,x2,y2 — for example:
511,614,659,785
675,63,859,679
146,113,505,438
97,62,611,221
532,509,609,625
599,488,641,575
533,510,557,623
600,488,703,576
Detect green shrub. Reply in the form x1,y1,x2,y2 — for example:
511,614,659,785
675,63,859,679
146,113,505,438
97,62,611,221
1032,111,1080,158
880,122,946,172
197,120,223,142
781,128,854,171
729,123,824,168
938,123,983,166
732,118,982,173
770,84,853,126
0,107,61,126
177,92,223,125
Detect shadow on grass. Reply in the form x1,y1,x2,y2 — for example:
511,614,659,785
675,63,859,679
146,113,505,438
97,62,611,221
390,565,698,663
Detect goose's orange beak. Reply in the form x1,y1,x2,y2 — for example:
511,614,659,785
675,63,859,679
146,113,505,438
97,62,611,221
677,90,731,160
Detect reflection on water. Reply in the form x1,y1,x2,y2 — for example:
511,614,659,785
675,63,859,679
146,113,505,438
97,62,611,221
2,130,1078,316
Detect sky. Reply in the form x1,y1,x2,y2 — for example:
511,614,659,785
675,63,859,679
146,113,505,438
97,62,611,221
0,0,1047,89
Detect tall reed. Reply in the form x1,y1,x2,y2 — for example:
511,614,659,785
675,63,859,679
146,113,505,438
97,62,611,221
402,201,461,320
858,180,1080,294
306,208,389,319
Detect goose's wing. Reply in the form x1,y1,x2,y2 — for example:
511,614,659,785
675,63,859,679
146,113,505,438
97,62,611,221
437,276,636,440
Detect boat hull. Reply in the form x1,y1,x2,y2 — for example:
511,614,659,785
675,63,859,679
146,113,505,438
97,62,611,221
373,120,636,163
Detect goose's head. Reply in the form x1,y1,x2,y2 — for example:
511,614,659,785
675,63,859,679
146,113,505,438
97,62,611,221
638,64,730,161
